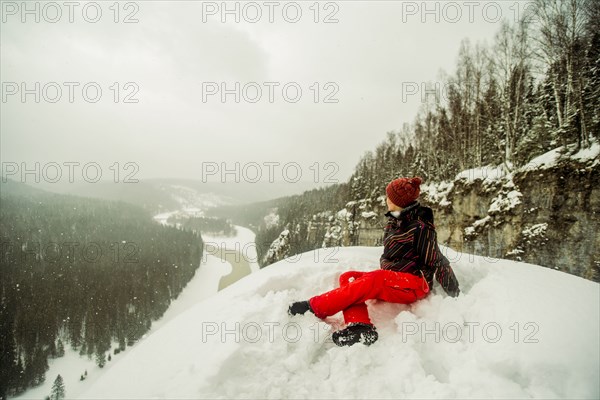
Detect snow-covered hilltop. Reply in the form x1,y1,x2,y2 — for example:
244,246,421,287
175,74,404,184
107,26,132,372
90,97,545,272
76,246,599,399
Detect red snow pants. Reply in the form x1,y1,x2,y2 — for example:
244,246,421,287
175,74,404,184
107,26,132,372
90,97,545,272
308,269,430,325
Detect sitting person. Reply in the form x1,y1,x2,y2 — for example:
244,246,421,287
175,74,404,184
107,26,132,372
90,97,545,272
288,176,460,347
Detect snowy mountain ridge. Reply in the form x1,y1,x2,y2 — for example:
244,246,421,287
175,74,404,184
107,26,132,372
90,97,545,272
75,245,599,399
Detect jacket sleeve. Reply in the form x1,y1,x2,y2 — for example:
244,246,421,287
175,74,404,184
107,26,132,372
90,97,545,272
414,223,460,297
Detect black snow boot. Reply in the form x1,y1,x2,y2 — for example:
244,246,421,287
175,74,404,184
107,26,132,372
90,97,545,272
332,322,378,347
288,300,313,316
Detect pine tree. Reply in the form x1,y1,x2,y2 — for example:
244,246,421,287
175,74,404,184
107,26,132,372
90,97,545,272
50,374,65,400
95,350,106,368
56,339,65,357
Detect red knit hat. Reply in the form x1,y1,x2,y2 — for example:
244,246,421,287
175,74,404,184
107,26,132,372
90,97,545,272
386,176,422,208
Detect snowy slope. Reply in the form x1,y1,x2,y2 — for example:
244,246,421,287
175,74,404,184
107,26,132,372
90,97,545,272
76,246,599,399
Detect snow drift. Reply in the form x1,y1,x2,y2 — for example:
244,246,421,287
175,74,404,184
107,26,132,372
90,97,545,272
77,245,599,399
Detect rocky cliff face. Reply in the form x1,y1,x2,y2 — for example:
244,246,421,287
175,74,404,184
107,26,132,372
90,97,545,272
302,160,598,282
429,160,600,281
266,145,599,282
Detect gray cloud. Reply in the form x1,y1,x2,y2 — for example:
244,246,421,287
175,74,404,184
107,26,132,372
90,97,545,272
1,1,513,184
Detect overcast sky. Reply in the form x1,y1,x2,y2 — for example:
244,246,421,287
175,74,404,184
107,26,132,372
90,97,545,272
1,1,525,186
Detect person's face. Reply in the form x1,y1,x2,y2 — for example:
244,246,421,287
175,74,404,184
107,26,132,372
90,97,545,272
386,196,401,211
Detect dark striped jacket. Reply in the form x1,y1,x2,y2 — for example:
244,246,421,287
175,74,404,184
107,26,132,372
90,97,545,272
380,200,460,297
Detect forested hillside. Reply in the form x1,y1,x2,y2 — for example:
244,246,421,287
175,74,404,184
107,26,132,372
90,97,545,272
350,0,599,197
0,180,203,399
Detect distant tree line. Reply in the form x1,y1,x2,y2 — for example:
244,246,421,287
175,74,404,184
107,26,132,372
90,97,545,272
0,186,203,399
253,184,350,264
206,184,351,267
167,215,236,236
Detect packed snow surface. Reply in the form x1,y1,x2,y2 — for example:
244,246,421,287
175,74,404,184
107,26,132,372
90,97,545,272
73,245,599,399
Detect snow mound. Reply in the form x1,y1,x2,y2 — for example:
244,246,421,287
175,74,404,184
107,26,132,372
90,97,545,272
77,246,599,399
